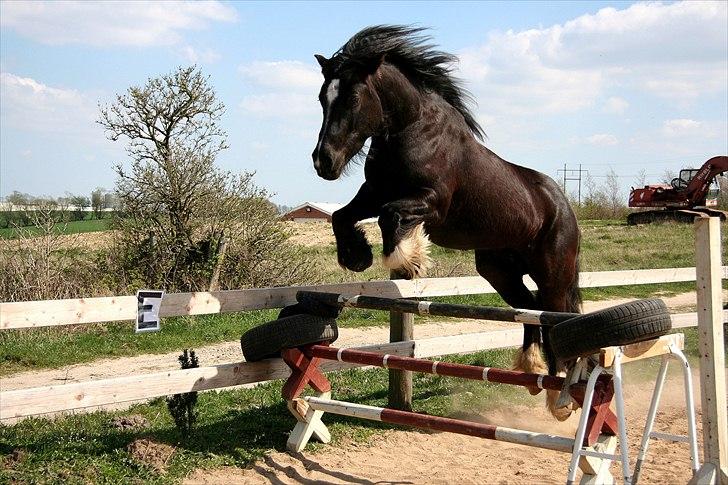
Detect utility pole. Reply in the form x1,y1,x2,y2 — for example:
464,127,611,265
557,164,588,204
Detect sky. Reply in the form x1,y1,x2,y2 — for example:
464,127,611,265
1,0,726,206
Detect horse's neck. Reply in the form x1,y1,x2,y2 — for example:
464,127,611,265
374,65,423,135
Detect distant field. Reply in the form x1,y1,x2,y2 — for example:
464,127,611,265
296,218,727,283
0,218,111,239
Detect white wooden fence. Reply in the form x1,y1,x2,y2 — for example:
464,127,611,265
2,267,723,330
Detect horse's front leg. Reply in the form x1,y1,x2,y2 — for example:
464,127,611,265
332,183,381,272
379,190,446,279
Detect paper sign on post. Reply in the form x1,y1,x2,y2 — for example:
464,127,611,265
136,290,164,333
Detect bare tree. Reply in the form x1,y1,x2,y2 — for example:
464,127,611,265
604,169,624,217
91,188,105,219
661,169,677,185
5,191,31,209
99,66,316,291
716,175,728,210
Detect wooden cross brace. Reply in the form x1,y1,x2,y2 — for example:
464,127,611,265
571,375,619,447
281,344,331,401
282,344,333,452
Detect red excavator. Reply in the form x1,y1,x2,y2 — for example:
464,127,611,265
627,155,728,225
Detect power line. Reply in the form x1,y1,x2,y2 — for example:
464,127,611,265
557,164,588,204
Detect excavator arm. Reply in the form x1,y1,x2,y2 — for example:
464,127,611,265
684,155,728,205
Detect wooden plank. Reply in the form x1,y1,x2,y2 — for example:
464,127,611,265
0,296,138,329
599,334,684,368
2,267,720,329
0,340,414,420
414,328,524,358
694,217,728,477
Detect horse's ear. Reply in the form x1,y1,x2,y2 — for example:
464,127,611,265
314,54,329,70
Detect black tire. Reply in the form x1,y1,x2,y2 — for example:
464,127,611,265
549,299,671,360
278,295,341,320
296,292,342,318
241,314,338,362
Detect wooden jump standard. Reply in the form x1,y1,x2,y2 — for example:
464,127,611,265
281,342,619,481
280,332,697,485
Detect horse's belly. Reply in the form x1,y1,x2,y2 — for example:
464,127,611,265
426,224,502,250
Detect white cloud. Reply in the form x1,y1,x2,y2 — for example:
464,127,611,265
586,133,619,146
603,96,629,115
662,118,702,136
0,1,237,47
458,1,727,119
458,34,605,115
240,93,318,119
239,61,321,91
239,61,322,120
179,45,221,64
0,72,97,135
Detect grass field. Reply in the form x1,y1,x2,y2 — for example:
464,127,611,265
0,218,111,239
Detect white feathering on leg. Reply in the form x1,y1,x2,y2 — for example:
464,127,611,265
381,223,433,278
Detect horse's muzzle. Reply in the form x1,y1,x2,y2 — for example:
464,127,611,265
312,149,339,180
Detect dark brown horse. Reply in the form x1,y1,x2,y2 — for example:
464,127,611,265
312,26,581,419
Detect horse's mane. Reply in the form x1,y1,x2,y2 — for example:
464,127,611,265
331,25,485,140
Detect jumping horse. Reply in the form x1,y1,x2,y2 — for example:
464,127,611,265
311,26,581,419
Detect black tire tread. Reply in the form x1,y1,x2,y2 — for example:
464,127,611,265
241,314,338,362
549,299,671,360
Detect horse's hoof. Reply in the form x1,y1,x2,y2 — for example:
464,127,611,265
337,228,373,272
550,404,573,422
337,245,373,272
547,389,574,421
338,251,373,272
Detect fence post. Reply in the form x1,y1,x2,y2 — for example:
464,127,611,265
693,216,727,484
388,269,413,411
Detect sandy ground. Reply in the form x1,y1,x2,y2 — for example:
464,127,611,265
0,230,115,251
184,370,704,485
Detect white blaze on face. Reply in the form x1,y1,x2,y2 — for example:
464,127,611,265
326,78,340,106
314,78,340,169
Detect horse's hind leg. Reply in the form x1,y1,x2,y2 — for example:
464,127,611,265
474,250,547,392
529,232,581,421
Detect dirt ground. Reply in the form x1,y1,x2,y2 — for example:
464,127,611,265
184,372,704,485
285,220,380,247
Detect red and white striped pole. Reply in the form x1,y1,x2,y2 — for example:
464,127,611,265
307,344,565,392
304,396,575,453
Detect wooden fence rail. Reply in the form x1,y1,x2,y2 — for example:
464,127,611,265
3,267,726,330
1,311,717,421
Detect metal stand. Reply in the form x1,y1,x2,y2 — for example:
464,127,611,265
567,334,699,485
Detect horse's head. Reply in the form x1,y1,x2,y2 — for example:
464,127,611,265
311,54,383,180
